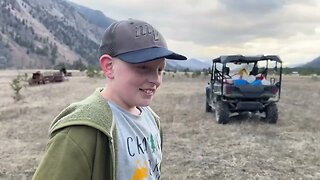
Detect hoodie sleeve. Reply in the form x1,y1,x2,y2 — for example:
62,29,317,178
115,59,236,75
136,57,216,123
32,127,94,180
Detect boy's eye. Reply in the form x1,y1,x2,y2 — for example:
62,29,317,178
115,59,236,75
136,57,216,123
138,66,147,69
158,68,165,75
135,65,164,74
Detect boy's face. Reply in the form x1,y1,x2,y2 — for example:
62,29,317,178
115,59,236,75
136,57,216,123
110,58,165,110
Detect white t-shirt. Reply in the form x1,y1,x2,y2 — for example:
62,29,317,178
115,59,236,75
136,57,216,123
108,101,162,180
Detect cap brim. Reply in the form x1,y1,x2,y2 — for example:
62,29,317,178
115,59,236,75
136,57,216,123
117,47,187,64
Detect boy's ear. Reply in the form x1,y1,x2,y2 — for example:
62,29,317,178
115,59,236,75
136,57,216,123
100,54,114,79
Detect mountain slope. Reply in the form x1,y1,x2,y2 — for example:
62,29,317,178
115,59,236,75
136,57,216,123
0,0,113,69
68,1,115,29
302,56,320,68
166,58,211,71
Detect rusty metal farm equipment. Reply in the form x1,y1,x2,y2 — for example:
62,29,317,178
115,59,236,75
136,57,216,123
28,71,65,85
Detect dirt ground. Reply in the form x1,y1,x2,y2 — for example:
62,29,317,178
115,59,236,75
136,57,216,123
0,70,319,180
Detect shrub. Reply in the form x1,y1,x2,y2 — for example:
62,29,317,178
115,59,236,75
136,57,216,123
184,72,190,78
192,71,201,78
86,65,102,78
10,75,24,101
86,67,95,78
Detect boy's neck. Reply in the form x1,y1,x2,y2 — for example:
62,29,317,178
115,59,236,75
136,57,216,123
100,87,142,116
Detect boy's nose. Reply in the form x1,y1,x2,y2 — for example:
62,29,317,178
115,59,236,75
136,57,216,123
148,71,162,87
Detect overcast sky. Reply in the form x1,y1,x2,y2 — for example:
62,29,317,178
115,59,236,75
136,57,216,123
69,0,320,66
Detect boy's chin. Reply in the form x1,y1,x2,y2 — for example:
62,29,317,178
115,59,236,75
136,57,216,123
137,100,152,107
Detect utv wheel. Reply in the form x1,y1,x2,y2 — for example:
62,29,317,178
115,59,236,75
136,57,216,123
265,103,278,124
215,101,230,124
205,88,213,112
206,100,212,112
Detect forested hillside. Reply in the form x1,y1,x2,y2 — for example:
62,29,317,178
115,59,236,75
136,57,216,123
0,0,113,69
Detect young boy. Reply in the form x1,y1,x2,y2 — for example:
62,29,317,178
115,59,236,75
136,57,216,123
32,19,187,180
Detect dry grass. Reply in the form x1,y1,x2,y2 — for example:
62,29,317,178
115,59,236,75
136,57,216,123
0,71,319,179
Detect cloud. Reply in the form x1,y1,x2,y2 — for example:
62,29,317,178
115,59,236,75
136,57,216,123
165,0,320,45
69,0,320,64
217,0,286,15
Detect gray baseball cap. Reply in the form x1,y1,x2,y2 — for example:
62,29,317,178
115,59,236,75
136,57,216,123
99,19,187,63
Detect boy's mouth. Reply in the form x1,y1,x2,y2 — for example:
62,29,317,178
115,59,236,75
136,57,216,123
139,88,155,96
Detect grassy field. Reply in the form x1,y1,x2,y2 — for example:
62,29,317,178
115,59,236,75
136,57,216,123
0,70,319,179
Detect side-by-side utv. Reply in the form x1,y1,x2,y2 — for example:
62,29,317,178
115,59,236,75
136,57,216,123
205,55,282,124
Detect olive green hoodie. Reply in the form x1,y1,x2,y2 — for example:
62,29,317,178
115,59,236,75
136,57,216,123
32,88,161,180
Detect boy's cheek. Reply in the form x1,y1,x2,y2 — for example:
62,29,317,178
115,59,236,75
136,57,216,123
159,76,163,84
157,82,163,88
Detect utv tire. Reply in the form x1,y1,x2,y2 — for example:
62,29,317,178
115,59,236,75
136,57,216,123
206,100,212,112
215,101,230,124
205,88,213,112
265,103,278,124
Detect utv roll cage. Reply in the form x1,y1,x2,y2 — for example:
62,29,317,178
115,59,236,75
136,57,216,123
206,55,283,124
210,55,283,101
